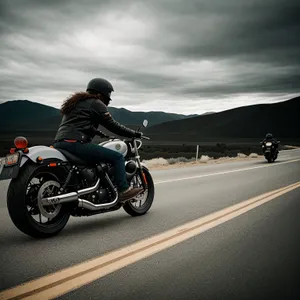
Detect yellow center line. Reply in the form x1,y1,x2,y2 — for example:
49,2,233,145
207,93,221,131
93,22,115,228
1,181,299,300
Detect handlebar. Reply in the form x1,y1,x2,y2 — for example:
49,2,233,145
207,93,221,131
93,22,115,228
95,130,150,140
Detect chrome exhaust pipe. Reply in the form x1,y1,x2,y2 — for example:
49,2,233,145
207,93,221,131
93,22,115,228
41,178,101,206
78,174,119,211
78,193,119,210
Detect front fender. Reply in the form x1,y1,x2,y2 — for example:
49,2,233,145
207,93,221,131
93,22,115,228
140,162,149,171
20,146,68,167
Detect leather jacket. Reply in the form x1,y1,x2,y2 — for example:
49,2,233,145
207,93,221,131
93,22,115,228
54,95,136,143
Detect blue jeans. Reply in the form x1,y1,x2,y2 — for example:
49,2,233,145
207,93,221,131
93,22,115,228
53,141,129,192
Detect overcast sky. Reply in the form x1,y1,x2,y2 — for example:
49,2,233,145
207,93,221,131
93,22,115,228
0,0,299,114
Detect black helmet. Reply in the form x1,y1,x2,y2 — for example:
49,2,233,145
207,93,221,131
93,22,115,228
86,78,114,100
266,133,273,139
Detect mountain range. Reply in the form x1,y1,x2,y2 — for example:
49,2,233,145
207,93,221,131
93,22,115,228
0,97,299,141
0,100,200,131
144,96,300,140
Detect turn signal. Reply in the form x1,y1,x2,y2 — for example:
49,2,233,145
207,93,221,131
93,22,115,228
37,156,43,162
14,136,28,149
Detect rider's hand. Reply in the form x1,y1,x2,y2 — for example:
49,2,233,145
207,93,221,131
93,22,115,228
133,131,143,138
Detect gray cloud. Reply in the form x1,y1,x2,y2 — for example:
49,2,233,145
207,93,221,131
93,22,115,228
146,1,300,60
0,0,299,114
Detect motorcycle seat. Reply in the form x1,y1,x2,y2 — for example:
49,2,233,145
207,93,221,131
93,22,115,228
56,148,90,166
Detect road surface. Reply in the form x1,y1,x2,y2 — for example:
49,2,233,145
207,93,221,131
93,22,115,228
0,149,300,299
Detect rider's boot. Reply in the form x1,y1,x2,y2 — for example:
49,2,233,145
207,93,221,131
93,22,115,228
118,186,143,202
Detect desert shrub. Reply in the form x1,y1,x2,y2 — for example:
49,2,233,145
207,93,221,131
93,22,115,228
167,157,195,164
142,157,169,167
199,151,225,159
198,155,210,162
167,158,178,165
216,143,228,153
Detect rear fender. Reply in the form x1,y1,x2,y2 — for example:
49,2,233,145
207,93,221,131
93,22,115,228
0,146,69,181
20,146,68,167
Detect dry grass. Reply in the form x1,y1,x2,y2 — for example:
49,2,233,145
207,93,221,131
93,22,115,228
283,145,300,149
143,153,263,170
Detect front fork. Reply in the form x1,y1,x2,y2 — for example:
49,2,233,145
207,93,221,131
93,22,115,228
133,139,147,190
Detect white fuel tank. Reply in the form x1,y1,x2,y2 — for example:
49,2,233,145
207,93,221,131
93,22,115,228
99,139,128,157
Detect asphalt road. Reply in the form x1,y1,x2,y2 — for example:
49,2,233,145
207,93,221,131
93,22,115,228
0,149,300,299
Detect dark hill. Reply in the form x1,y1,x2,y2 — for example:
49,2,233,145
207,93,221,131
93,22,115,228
0,100,196,131
144,96,300,141
0,100,59,127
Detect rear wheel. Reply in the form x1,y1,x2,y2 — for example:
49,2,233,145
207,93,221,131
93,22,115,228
123,168,155,216
7,162,70,238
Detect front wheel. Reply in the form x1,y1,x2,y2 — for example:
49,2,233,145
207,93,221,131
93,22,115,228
123,167,155,216
7,162,70,238
265,153,273,163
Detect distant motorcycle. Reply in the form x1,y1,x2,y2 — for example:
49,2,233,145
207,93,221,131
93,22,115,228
0,119,154,239
261,140,280,163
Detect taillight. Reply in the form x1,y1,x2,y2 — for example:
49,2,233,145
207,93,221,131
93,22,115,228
14,136,28,149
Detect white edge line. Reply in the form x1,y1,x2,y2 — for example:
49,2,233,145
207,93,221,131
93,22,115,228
154,157,300,185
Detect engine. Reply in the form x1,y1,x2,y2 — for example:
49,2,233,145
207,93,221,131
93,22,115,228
80,167,109,204
79,156,138,203
80,167,97,186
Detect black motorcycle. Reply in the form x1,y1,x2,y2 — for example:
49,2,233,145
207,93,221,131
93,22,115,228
0,120,155,238
261,140,280,163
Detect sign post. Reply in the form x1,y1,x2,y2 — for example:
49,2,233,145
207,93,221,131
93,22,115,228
196,145,199,161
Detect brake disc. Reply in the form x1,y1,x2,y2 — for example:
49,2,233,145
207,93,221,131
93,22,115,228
37,180,62,220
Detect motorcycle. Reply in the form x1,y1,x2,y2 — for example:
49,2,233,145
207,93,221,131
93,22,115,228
0,119,154,239
261,140,280,163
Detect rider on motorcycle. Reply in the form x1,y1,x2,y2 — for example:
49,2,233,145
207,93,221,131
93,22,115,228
261,133,279,152
53,78,144,202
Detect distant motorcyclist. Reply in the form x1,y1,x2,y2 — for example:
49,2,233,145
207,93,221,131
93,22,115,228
54,78,143,202
261,133,279,152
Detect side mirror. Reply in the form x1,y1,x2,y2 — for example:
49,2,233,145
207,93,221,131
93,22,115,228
143,119,148,128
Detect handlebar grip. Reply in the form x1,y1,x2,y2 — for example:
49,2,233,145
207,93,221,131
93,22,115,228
142,135,150,140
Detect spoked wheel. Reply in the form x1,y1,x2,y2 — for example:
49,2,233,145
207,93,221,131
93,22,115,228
123,167,155,216
7,163,70,238
28,176,63,224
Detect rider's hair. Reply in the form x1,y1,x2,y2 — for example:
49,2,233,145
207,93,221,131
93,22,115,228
60,92,103,115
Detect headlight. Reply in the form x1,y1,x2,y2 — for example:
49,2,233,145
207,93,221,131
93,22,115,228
266,142,272,146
